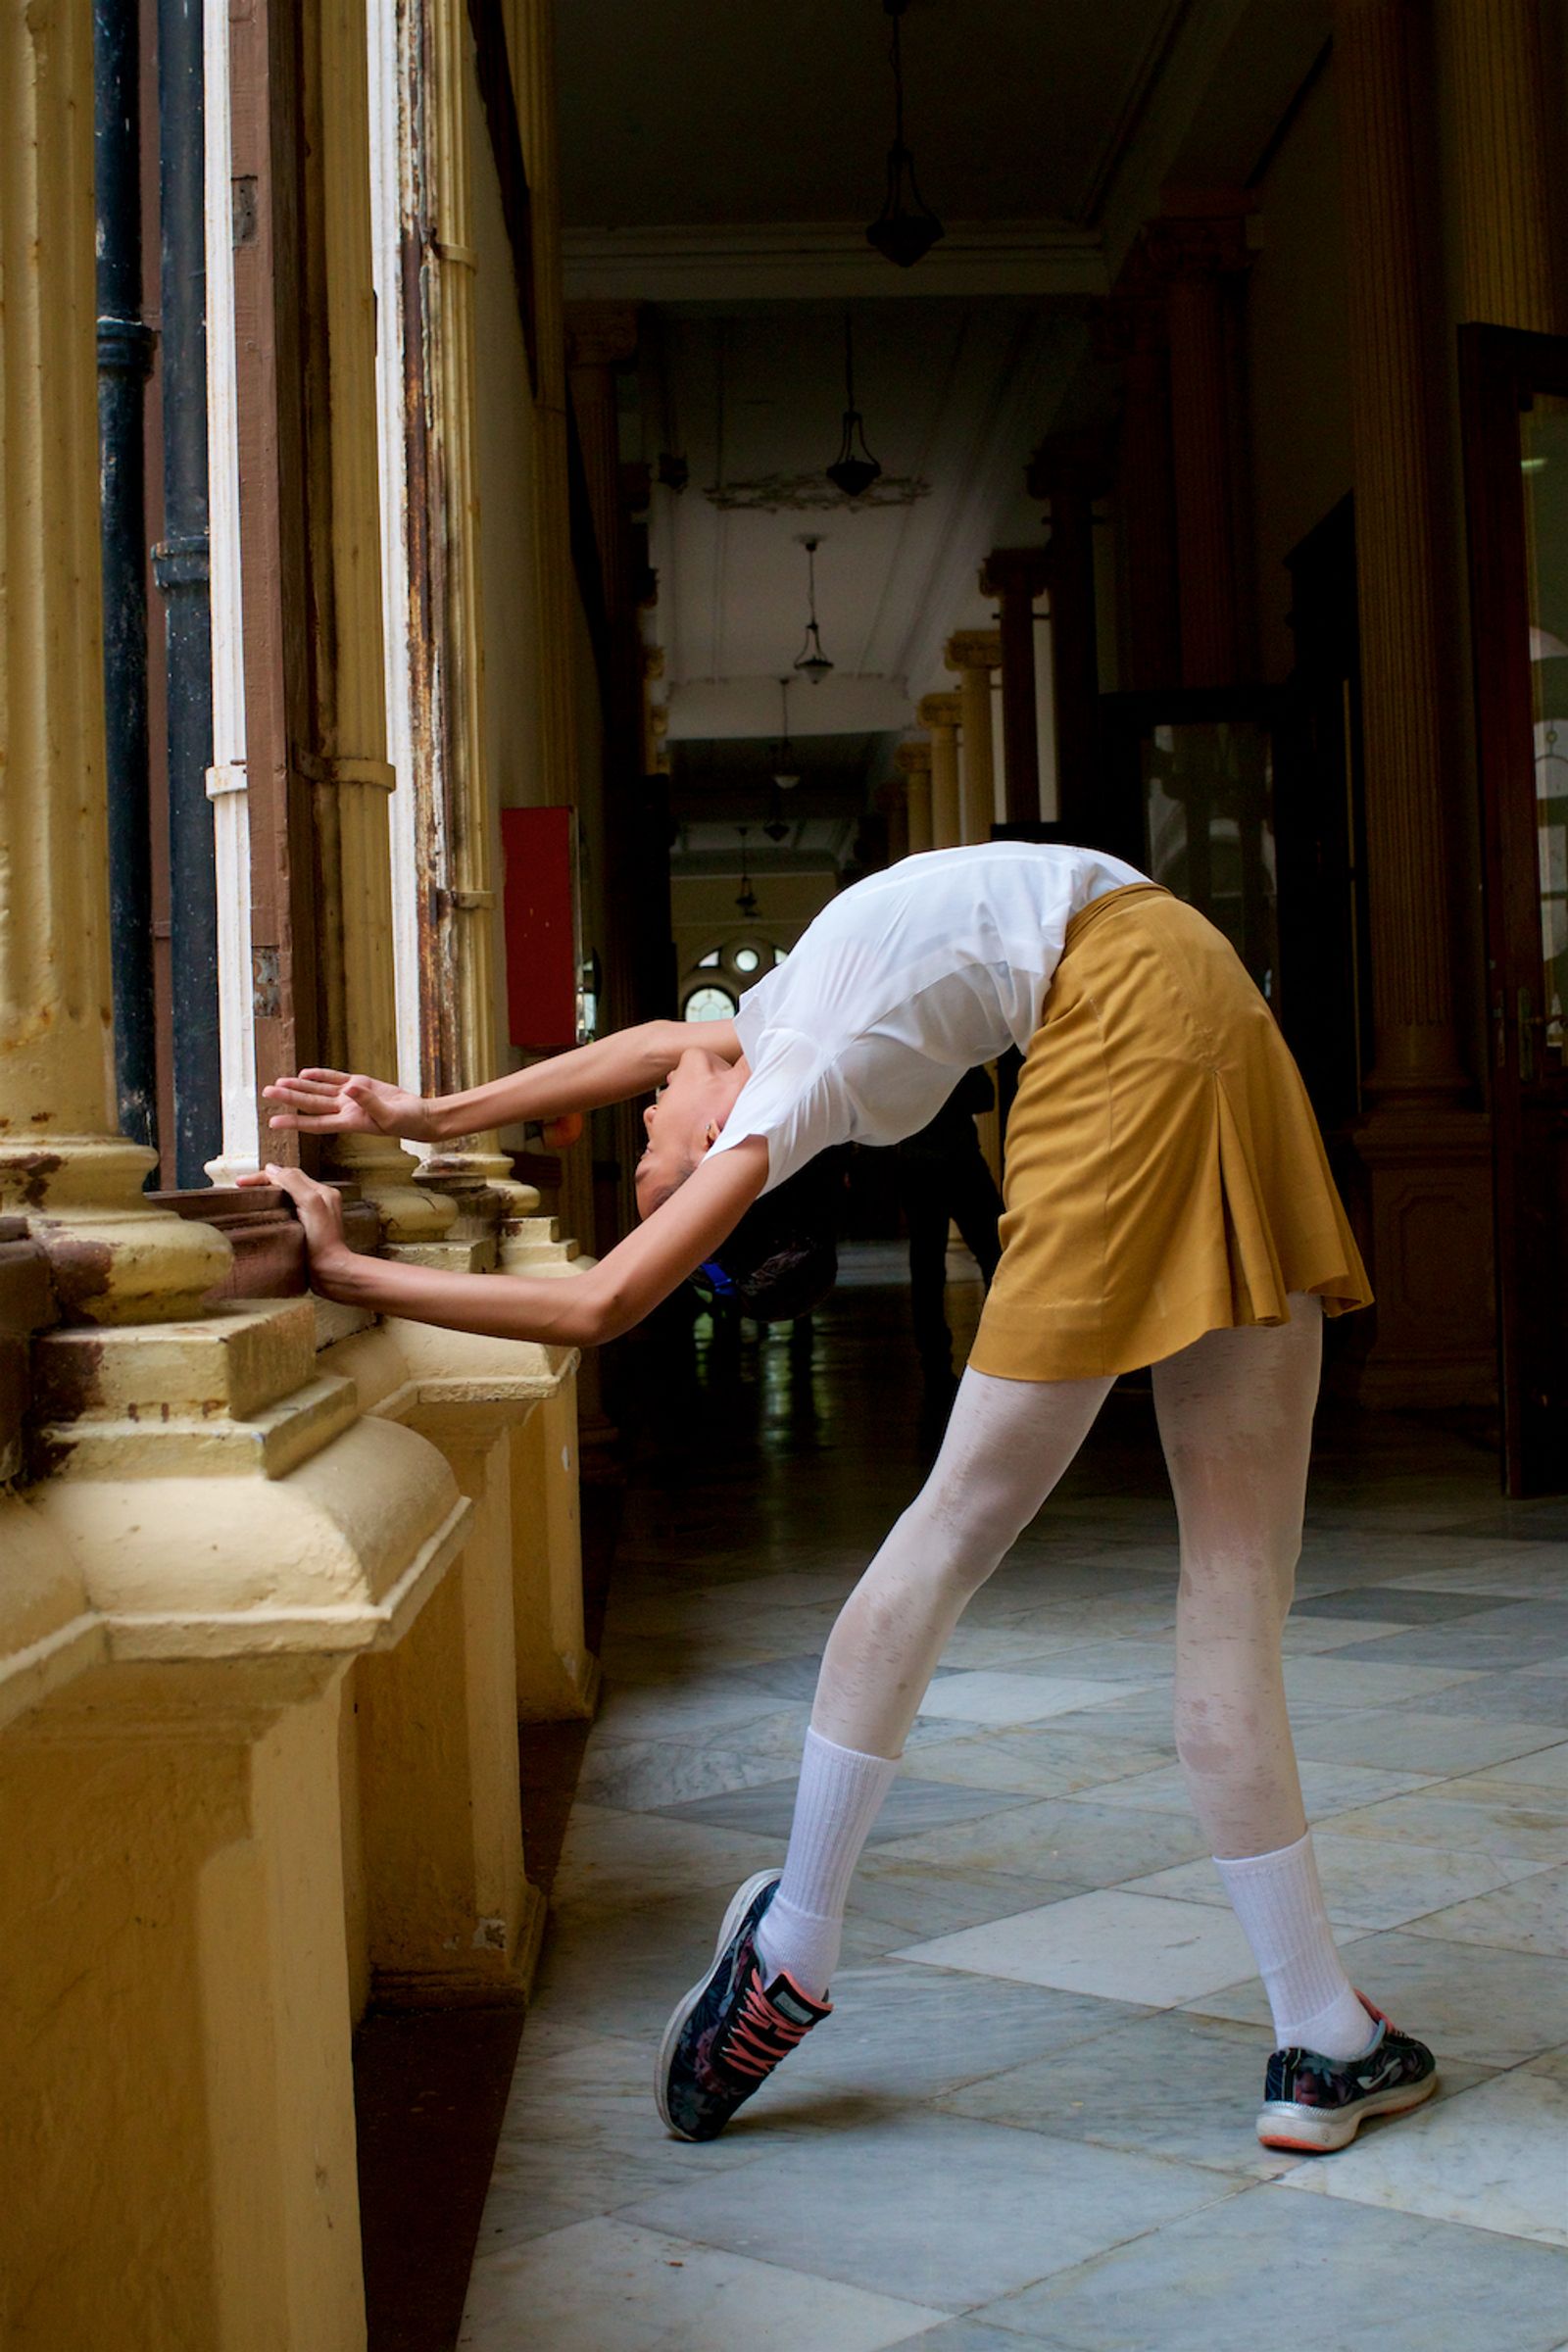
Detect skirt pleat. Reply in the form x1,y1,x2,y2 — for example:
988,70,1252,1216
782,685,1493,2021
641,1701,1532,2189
969,884,1372,1383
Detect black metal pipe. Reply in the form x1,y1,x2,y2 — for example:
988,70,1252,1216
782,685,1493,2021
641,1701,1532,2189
94,0,159,1157
154,0,220,1183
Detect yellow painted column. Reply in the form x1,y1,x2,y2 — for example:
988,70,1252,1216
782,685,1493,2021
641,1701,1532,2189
511,1372,599,1719
0,0,227,1321
1440,0,1560,333
918,694,963,850
896,741,935,857
309,0,455,1245
946,630,1002,843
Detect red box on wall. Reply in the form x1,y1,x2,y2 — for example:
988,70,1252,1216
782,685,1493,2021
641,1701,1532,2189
502,806,580,1050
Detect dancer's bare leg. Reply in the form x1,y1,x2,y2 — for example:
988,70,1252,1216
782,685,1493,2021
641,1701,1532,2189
1152,1297,1370,2058
757,1366,1112,1993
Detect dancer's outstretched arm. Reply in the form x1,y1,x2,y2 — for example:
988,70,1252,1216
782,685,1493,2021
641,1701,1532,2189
262,1018,742,1144
256,1134,767,1349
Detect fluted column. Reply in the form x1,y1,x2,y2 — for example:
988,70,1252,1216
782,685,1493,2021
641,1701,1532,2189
565,305,639,616
979,548,1052,826
0,0,227,1319
309,0,454,1243
878,775,910,865
895,742,934,856
946,630,1002,842
1441,0,1559,333
1144,215,1252,689
1334,0,1467,1102
917,694,963,850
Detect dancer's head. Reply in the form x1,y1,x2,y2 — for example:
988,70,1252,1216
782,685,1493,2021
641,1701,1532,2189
634,1044,748,1216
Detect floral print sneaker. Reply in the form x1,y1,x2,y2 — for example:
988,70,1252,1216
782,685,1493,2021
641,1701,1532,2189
657,1871,831,2142
1257,1993,1438,2153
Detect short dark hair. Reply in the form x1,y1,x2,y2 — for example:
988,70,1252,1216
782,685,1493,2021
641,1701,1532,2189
696,1149,848,1323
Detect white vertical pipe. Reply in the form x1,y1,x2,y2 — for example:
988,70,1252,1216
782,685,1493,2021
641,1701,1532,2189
202,0,259,1182
368,0,424,1098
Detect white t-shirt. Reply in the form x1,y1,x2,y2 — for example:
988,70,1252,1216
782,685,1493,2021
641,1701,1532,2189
708,843,1148,1194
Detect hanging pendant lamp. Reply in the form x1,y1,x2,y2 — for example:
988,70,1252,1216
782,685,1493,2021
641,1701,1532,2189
765,680,798,842
865,0,944,270
794,537,835,684
826,315,882,500
772,677,801,790
735,826,760,920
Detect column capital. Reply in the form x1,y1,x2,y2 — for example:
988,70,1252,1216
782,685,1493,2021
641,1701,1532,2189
1140,209,1253,287
945,628,1002,674
893,740,932,776
916,692,961,732
564,300,639,371
1026,426,1114,504
979,546,1052,602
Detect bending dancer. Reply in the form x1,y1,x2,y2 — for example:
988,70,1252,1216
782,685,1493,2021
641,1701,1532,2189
255,843,1437,2160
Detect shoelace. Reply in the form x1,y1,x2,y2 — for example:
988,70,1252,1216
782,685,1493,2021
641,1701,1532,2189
718,1974,815,2082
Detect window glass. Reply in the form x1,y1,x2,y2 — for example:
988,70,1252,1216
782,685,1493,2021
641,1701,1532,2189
684,984,738,1023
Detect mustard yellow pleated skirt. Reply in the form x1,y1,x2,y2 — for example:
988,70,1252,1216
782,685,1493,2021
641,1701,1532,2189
969,884,1372,1383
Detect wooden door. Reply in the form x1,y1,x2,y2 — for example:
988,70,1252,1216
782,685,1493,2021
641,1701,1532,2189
1461,326,1568,1495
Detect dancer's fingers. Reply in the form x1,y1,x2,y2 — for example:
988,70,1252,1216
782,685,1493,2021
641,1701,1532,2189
298,1067,353,1084
263,1077,340,1103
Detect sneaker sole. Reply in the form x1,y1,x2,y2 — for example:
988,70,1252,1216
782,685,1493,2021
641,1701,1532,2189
655,1869,783,2140
1257,2068,1439,2153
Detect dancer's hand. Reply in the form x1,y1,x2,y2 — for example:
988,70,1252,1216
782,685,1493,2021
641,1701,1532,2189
262,1066,433,1142
247,1162,359,1295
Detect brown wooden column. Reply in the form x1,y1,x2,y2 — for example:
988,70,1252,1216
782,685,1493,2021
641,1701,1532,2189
1334,0,1492,1403
1027,431,1109,839
1098,285,1180,691
979,548,1051,826
1335,0,1467,1104
1144,212,1252,688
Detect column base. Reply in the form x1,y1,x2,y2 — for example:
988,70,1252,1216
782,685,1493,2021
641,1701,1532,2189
1,1135,231,1323
1343,1104,1496,1410
368,1881,548,2011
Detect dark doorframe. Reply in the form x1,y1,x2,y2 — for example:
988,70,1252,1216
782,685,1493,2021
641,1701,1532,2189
1460,323,1568,1495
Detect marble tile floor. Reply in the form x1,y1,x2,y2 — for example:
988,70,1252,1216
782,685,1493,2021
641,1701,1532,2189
463,1255,1568,2349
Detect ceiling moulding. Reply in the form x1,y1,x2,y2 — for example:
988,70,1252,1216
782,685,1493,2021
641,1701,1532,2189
705,473,931,514
1094,0,1257,276
666,676,913,740
562,220,1107,304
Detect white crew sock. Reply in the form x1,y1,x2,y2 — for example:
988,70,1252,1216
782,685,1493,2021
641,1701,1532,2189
1214,1831,1377,2059
753,1727,901,2001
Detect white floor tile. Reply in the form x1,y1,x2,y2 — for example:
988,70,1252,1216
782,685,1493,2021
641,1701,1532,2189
1280,2069,1568,2246
460,2217,948,2350
892,1887,1301,2007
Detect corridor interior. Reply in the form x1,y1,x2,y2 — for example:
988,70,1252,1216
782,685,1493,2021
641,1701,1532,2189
458,1250,1568,2349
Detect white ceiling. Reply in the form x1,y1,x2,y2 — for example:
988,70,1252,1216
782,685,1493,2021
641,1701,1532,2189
644,298,1081,727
